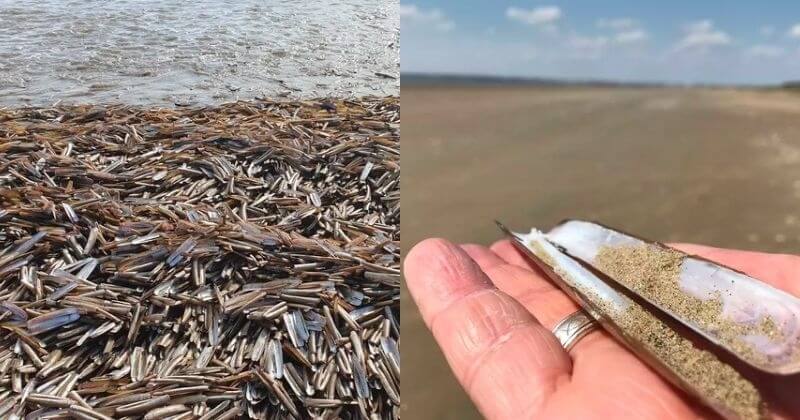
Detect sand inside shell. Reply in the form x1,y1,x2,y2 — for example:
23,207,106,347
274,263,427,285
606,299,763,420
595,244,784,366
529,240,763,419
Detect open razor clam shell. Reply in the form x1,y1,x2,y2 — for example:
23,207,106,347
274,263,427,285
499,224,765,420
496,224,631,318
547,219,800,375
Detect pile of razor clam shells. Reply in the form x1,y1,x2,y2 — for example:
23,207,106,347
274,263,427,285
0,97,400,419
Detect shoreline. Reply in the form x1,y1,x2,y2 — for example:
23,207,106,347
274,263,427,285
0,95,400,112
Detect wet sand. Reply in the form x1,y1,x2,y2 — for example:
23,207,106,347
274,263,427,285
401,85,800,419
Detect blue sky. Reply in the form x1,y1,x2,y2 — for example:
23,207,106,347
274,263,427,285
401,1,800,84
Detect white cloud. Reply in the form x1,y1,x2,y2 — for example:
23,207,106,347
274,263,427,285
565,35,609,59
506,6,562,26
744,45,785,58
558,16,647,60
570,35,609,49
400,4,455,32
674,20,731,51
615,29,648,44
684,20,714,33
788,23,800,38
596,17,648,45
436,21,455,32
398,4,416,18
597,18,638,30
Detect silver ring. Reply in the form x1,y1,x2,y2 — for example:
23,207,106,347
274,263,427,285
552,310,598,352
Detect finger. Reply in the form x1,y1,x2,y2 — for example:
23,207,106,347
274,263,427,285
482,239,580,329
462,243,695,415
671,243,800,297
405,238,572,419
490,238,536,269
460,244,505,270
462,242,611,365
465,244,709,419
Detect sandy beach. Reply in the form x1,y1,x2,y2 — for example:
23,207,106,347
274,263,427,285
401,85,800,419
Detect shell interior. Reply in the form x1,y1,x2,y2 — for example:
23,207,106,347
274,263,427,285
547,220,800,375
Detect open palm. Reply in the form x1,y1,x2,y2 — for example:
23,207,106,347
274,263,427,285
405,238,800,419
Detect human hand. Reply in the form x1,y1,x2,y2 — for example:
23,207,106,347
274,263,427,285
404,238,800,419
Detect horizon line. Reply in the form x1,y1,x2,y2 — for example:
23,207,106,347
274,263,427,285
401,72,800,89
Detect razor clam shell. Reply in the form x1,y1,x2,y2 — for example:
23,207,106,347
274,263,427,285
548,220,800,374
0,98,399,419
75,258,98,280
505,226,761,420
380,337,400,378
504,227,632,316
265,339,284,380
10,232,46,258
304,310,325,332
48,282,78,301
27,308,81,334
1,302,27,321
351,353,370,399
166,237,197,268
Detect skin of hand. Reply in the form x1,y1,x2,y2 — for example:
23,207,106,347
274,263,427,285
404,238,800,420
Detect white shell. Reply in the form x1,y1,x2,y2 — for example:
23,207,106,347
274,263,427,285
515,228,631,314
548,220,800,374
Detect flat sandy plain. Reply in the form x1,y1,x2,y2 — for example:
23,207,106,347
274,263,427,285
401,85,800,419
